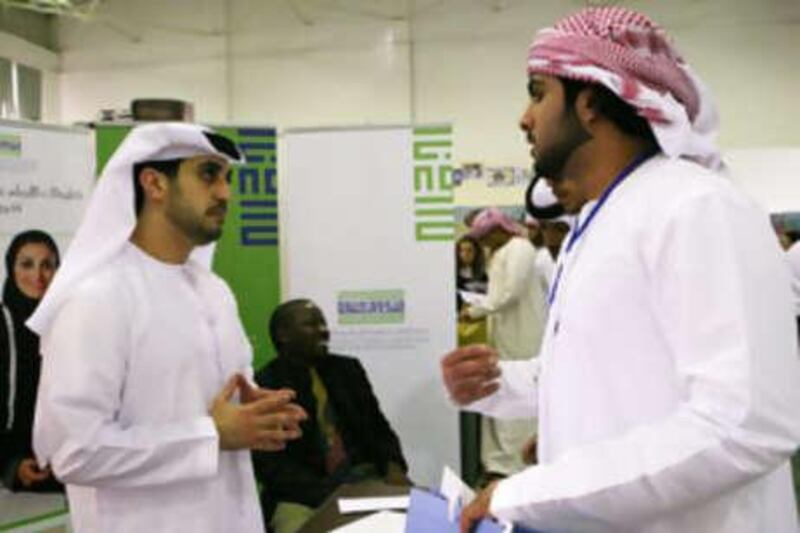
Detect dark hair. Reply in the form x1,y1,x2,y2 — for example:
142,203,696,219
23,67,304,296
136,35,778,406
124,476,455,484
269,299,312,351
456,235,485,277
560,78,657,146
131,159,182,215
463,208,483,228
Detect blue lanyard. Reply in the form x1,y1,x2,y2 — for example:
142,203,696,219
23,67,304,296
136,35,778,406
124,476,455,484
547,151,655,307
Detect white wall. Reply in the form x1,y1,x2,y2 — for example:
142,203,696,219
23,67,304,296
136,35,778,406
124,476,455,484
57,0,411,126
0,30,60,121
57,1,229,122
726,148,800,213
229,6,410,128
54,0,800,167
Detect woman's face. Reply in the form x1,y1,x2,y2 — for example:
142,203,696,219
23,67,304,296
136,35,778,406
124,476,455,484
458,241,476,266
14,242,58,300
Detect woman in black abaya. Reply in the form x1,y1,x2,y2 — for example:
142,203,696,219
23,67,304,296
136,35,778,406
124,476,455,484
0,230,61,492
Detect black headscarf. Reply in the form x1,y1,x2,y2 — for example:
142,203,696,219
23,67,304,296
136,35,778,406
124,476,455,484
2,230,60,354
4,231,60,320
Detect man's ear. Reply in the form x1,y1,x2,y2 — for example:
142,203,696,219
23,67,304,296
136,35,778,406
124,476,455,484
138,167,170,205
574,87,599,128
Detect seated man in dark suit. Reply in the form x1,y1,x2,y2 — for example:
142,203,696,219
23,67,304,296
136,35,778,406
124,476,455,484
253,299,410,533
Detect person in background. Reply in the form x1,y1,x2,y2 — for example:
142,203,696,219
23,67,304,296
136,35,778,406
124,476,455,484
521,178,583,467
539,218,571,263
462,208,483,229
525,178,580,297
253,299,410,533
461,208,546,482
30,123,306,533
522,215,544,249
456,235,488,312
442,7,800,532
0,230,61,492
522,214,552,302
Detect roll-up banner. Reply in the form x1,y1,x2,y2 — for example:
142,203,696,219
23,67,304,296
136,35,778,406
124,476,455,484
282,125,458,485
0,120,93,279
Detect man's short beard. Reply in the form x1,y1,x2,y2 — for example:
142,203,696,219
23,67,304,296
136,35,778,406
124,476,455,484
173,215,222,246
165,197,224,246
191,225,222,245
534,106,591,180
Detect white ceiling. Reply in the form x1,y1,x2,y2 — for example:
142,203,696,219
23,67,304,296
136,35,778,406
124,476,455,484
8,0,799,28
0,0,102,18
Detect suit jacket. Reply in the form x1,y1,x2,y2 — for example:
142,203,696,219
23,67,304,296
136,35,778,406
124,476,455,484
253,353,407,516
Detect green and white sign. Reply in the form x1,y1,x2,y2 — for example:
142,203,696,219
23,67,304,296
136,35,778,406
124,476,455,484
413,126,454,241
337,289,405,325
282,125,458,487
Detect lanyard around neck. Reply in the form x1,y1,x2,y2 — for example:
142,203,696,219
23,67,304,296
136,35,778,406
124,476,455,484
547,151,655,307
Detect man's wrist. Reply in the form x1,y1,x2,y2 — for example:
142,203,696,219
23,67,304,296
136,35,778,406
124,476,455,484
483,479,501,516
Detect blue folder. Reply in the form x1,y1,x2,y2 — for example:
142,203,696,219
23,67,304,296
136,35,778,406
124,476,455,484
404,487,542,533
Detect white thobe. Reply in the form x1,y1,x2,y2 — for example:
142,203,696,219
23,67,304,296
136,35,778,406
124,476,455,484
33,244,264,533
469,155,800,532
468,236,546,361
534,247,555,314
469,236,546,475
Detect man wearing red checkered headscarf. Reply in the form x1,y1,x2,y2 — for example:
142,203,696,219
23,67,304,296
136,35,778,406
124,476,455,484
441,7,800,532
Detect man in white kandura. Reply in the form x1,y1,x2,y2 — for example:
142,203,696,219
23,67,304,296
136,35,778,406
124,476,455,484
29,123,307,532
441,7,800,533
461,208,546,479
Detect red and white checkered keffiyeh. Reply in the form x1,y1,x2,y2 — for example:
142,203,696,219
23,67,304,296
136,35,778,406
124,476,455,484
467,208,527,240
527,7,722,170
